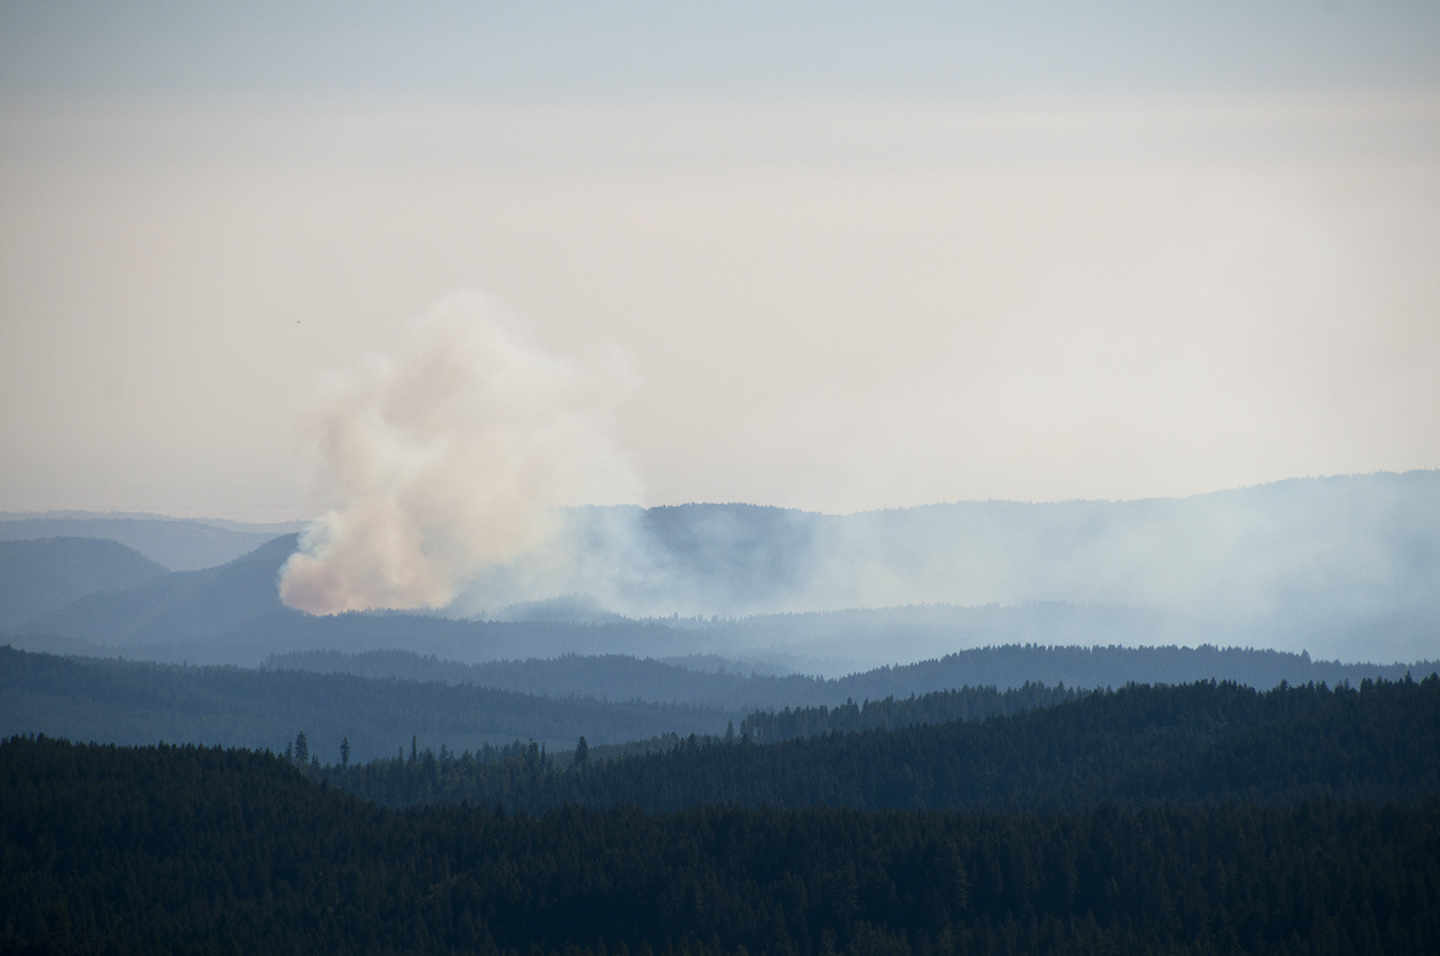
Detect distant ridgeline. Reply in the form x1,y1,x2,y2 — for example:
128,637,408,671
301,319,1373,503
5,471,1439,669
6,642,1434,763
5,676,1440,955
821,642,1430,700
316,674,1440,814
0,512,301,572
0,645,728,761
0,646,1088,762
8,642,1428,760
262,642,1431,709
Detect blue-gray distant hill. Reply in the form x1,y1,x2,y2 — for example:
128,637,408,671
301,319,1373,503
265,645,1434,712
6,532,718,665
0,645,725,760
14,639,1428,776
0,538,167,629
14,545,1431,694
21,534,301,650
0,512,306,571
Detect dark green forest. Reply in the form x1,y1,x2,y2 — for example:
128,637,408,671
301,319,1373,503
314,675,1440,812
5,668,1439,954
5,729,1439,955
737,683,1083,742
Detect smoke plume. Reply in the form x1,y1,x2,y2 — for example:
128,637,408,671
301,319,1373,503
279,293,639,614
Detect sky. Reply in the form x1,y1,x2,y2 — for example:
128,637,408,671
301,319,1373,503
2,1,1439,521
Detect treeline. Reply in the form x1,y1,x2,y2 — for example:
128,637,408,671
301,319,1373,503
739,682,1083,742
828,641,1438,699
542,683,1086,765
264,648,832,712
0,645,727,760
318,676,1440,812
5,733,1438,956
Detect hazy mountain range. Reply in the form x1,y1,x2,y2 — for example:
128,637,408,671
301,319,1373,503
2,471,1437,672
263,644,1432,711
5,644,1432,764
0,512,305,571
458,470,1440,662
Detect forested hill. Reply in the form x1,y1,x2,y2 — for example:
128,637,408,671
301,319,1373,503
264,648,1088,713
0,646,1094,764
10,640,1436,781
4,733,1439,955
21,533,298,646
322,675,1440,813
738,682,1084,742
264,643,1432,709
0,645,728,759
825,642,1435,699
266,647,836,712
0,537,167,629
0,512,300,571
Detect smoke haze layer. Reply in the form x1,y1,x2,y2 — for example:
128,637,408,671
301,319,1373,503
279,293,638,614
444,473,1440,662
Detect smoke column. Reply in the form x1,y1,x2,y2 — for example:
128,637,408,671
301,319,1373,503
279,293,639,614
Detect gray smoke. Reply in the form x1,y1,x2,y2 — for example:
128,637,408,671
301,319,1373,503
280,293,639,614
443,473,1440,662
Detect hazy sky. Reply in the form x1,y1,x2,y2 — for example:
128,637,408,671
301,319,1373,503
2,2,1439,520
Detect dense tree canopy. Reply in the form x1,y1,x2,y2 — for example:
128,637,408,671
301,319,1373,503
322,676,1440,813
5,673,1438,954
4,734,1438,956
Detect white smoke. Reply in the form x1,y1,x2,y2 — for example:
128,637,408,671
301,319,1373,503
279,292,640,615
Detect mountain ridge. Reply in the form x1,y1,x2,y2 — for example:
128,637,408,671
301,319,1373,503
0,537,168,629
0,512,305,570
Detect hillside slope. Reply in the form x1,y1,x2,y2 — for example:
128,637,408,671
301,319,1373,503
0,537,167,629
22,534,300,645
267,644,1434,709
327,675,1440,813
0,645,727,758
0,513,302,570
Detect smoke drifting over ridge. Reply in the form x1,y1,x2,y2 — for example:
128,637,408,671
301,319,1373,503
269,294,1440,666
279,294,639,615
443,474,1440,663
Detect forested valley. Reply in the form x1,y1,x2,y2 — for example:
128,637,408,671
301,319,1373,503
0,645,728,759
5,674,1439,955
1,646,1091,760
8,640,1433,761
